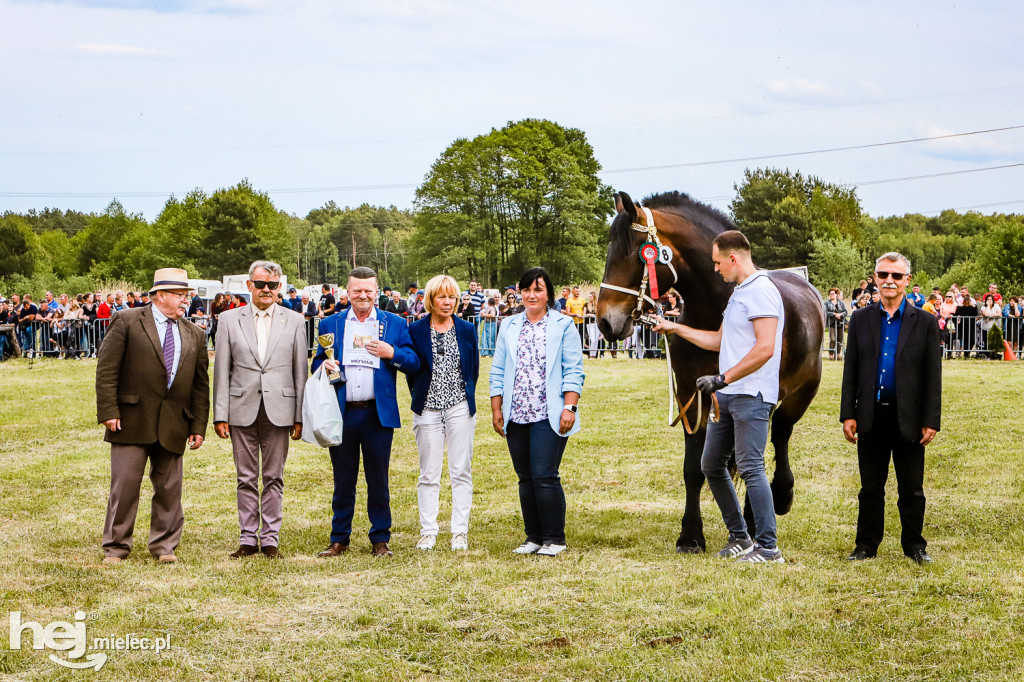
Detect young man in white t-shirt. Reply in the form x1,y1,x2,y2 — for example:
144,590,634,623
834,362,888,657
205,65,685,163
652,230,786,563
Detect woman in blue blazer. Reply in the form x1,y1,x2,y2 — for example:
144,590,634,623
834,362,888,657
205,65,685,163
489,267,584,557
406,275,480,551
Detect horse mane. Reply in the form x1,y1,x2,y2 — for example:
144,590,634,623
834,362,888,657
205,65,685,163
609,190,733,258
642,191,733,242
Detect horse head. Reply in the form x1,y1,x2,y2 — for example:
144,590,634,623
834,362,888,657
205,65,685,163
598,190,736,341
597,192,682,341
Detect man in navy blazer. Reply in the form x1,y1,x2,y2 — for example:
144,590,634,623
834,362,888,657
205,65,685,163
311,267,419,558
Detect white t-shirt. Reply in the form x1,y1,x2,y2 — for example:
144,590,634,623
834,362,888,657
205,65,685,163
719,271,784,404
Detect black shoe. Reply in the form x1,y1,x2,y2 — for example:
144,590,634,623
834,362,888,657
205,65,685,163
229,544,259,559
907,548,932,564
846,548,877,561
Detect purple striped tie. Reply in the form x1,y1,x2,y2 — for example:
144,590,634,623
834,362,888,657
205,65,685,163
163,319,175,386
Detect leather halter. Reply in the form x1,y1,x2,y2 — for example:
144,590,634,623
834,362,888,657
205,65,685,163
599,207,678,318
598,206,712,433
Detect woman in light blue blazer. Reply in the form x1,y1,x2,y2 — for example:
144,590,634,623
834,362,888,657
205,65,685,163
489,267,584,557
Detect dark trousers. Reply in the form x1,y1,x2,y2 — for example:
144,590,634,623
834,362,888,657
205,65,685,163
327,404,394,544
855,403,927,555
506,420,569,545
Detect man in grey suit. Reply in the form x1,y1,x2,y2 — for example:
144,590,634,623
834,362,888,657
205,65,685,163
214,260,308,559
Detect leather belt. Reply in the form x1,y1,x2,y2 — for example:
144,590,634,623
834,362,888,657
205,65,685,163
347,400,375,409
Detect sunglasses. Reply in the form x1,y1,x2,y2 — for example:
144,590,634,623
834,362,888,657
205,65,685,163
875,271,907,282
432,329,446,356
252,280,280,290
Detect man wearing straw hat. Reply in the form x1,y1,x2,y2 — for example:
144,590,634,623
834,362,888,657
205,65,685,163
96,268,210,565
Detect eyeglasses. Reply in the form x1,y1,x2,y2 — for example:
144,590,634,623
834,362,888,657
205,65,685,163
252,280,280,290
875,271,907,282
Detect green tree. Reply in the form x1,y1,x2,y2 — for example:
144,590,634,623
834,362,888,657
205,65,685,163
412,118,614,286
76,200,150,281
808,236,870,295
0,215,36,279
973,215,1024,294
731,168,863,269
197,180,296,278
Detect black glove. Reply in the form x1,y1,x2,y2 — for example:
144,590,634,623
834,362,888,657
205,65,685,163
695,373,728,394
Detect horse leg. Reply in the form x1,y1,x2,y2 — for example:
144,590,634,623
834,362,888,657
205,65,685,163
676,430,707,553
769,415,796,515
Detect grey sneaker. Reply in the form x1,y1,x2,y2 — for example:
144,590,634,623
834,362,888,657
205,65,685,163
736,544,785,564
716,536,754,559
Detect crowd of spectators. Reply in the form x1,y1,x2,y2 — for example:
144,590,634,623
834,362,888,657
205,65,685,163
824,278,1023,359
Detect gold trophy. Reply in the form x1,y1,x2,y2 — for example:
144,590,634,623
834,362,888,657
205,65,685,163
318,333,344,385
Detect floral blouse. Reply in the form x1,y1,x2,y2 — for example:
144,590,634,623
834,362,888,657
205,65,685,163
509,314,548,424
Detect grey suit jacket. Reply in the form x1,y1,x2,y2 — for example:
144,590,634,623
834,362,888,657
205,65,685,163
213,304,308,428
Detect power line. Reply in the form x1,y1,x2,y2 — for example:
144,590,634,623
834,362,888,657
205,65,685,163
599,125,1024,173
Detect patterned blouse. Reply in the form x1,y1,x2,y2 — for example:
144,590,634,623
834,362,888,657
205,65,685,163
425,324,464,411
509,314,548,424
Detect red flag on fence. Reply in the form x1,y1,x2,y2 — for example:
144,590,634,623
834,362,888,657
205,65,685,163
1003,341,1017,361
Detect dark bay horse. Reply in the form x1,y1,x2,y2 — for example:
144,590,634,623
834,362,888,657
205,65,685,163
597,191,824,553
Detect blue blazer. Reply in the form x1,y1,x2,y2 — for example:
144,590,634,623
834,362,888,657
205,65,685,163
311,309,419,429
406,316,480,416
489,309,585,437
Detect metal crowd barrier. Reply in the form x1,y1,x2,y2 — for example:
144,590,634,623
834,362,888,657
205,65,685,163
13,309,1018,363
819,314,1024,361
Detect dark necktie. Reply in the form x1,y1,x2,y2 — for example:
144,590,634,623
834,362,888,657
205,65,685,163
163,319,176,386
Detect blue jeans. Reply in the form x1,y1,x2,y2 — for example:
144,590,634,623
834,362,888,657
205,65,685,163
700,392,777,548
506,420,569,545
481,321,497,357
327,404,394,544
18,326,35,355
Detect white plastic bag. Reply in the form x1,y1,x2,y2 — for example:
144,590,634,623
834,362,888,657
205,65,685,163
301,365,344,447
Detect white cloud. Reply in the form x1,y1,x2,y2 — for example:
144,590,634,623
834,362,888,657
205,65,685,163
917,123,1016,162
764,77,846,103
75,42,177,57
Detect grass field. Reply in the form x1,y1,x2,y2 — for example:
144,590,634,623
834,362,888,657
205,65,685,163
1,356,1023,680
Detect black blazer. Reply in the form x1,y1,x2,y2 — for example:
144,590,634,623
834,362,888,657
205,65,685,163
406,316,479,416
840,301,942,442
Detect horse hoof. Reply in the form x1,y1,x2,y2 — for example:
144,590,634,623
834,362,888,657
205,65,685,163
772,485,794,515
675,542,704,555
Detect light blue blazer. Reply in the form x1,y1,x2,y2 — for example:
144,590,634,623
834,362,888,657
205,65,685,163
489,309,585,437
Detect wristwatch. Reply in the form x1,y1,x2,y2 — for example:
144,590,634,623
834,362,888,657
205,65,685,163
563,405,578,413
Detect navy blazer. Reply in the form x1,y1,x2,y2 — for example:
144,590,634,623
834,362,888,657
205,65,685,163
311,309,419,429
406,316,479,415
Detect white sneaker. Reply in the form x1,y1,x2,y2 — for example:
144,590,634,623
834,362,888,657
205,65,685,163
512,541,542,555
451,533,468,551
416,534,437,550
536,544,567,557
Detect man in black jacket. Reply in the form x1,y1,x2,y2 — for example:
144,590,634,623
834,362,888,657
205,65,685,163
840,252,941,564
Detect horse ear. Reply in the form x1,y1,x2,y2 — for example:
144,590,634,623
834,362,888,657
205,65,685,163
615,192,637,221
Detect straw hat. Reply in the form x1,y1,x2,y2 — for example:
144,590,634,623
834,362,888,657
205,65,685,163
149,268,195,294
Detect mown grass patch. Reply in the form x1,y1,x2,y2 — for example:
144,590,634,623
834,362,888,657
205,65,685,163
1,356,1022,680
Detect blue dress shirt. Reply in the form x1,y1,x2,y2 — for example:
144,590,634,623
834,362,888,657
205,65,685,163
876,297,906,403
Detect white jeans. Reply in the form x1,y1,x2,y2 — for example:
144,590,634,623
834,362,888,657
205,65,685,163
587,322,600,357
412,400,475,536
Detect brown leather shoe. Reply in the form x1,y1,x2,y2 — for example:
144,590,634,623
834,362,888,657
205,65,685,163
371,541,393,558
157,554,177,564
318,542,349,558
261,545,279,559
102,556,122,565
230,545,259,559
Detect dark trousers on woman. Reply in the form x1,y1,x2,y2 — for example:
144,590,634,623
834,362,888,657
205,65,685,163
855,403,926,556
327,404,394,545
507,420,568,545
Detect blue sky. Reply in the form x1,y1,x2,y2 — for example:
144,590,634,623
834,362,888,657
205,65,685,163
2,0,1022,220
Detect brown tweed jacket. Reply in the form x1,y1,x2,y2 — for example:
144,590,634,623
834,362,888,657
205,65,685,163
96,306,210,454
